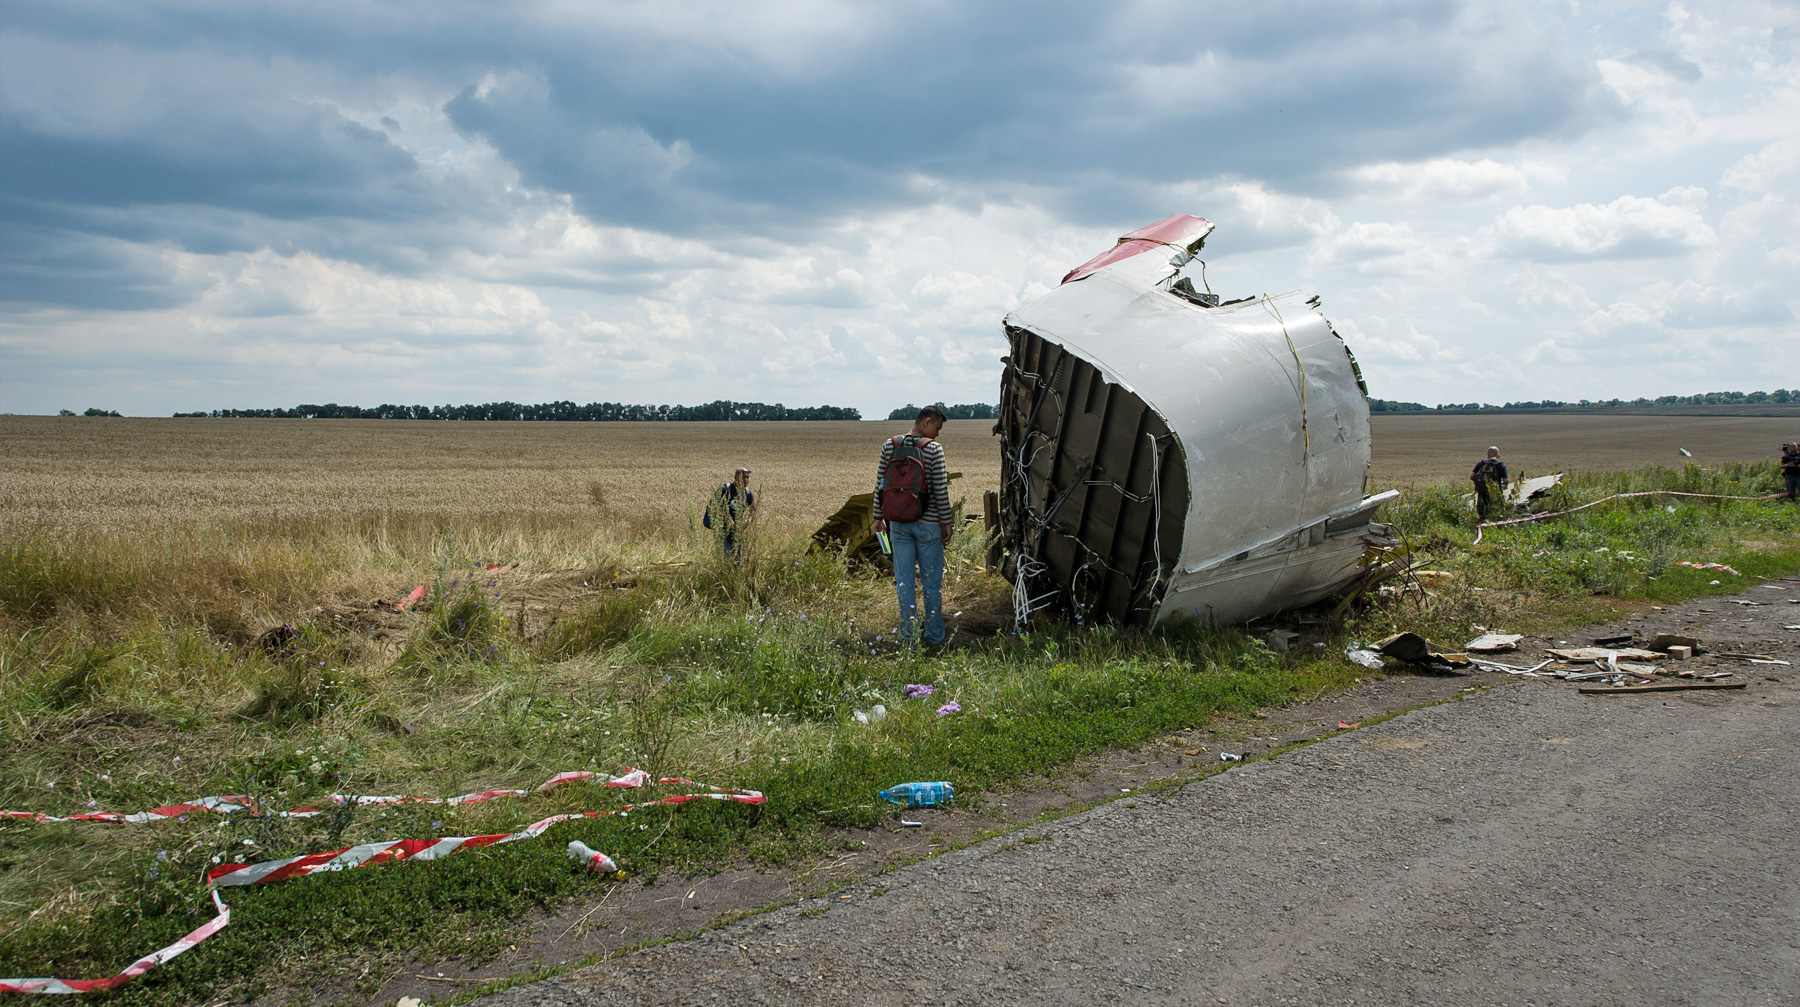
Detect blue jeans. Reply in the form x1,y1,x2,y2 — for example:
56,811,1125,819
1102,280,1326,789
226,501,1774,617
890,520,945,645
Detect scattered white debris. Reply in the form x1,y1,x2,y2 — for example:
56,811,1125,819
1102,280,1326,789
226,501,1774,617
1345,648,1385,670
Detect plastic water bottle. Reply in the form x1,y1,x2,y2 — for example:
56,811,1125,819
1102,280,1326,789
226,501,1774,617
566,840,617,873
878,781,954,807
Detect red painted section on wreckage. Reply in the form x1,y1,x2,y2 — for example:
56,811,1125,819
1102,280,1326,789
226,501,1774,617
1060,213,1214,284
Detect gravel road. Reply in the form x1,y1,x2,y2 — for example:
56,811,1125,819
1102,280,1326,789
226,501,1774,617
477,589,1800,1007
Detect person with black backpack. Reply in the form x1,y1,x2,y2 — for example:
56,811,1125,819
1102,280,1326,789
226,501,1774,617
872,404,954,646
703,467,757,558
1470,446,1509,522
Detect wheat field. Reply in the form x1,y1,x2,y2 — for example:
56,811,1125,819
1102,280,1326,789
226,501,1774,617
0,417,1005,628
0,417,1000,539
1367,413,1796,486
7,412,1794,528
5,413,1793,539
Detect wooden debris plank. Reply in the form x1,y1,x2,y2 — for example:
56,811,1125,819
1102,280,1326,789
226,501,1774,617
1578,682,1747,695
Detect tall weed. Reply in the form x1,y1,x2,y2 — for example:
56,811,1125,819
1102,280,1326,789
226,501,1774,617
538,586,658,658
0,525,139,623
396,582,510,671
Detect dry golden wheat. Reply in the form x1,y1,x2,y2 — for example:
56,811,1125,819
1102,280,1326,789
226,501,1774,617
7,414,1789,537
0,417,1001,539
1367,413,1793,487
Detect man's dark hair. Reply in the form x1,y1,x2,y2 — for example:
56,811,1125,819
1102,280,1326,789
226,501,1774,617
916,404,948,423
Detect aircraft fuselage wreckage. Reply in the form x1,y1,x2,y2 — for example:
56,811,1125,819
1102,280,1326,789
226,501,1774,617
994,214,1397,627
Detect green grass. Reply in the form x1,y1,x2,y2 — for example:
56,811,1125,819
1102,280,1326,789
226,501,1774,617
2,462,1796,1002
1366,461,1800,644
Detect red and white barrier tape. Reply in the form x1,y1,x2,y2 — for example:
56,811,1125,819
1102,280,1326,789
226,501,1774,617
1,775,761,995
285,769,651,816
3,795,256,825
1674,560,1741,576
0,892,230,995
3,769,651,825
1473,489,1784,544
208,787,763,887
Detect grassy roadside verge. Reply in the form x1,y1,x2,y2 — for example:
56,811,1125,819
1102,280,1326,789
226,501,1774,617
2,462,1796,1003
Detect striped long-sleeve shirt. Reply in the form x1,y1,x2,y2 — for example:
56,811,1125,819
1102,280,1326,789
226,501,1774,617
872,434,953,526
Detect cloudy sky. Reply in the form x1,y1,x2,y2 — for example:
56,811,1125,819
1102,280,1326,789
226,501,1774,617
2,0,1795,417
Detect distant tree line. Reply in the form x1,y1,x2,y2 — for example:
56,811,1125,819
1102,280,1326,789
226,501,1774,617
886,402,999,420
171,400,862,421
58,408,122,417
1369,390,1796,413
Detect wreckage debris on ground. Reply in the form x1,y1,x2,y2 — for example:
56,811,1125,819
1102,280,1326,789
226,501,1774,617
1579,682,1747,695
1350,613,1786,692
808,475,965,570
1464,632,1523,652
1545,646,1667,662
1371,632,1471,673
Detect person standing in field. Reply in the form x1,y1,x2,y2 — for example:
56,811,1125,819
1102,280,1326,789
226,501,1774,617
1782,442,1800,502
1470,446,1509,522
704,467,757,558
872,405,954,647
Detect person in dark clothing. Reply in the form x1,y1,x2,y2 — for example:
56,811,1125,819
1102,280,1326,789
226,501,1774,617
1470,446,1509,521
1782,442,1800,502
704,467,757,558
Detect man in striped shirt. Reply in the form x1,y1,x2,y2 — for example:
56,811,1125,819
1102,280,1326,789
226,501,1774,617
872,404,954,646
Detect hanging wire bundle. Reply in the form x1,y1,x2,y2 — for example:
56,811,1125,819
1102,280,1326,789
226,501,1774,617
994,327,1183,632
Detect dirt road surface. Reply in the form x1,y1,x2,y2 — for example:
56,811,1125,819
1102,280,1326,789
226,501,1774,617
476,587,1800,1007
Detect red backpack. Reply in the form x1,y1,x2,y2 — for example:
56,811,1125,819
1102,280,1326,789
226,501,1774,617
881,435,933,522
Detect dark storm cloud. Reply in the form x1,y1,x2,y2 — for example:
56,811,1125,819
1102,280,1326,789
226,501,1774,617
1,107,420,218
0,0,1616,310
441,1,1614,231
0,225,199,310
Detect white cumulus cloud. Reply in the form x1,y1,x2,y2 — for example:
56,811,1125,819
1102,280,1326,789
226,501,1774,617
1721,139,1800,194
1304,222,1446,277
1351,158,1564,203
1476,192,1716,261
